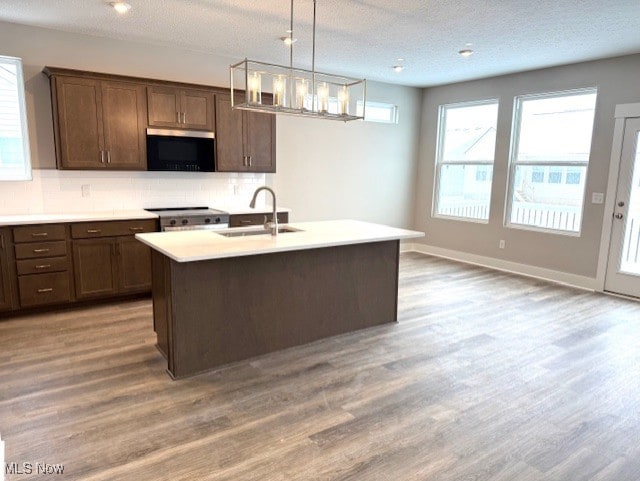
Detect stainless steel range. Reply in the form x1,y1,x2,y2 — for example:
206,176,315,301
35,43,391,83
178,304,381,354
146,207,229,231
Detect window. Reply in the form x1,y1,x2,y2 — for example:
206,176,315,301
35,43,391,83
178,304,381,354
0,55,31,181
507,88,597,233
531,167,544,183
356,101,398,124
433,100,499,222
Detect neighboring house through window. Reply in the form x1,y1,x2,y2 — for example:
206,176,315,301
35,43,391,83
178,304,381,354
433,100,499,222
506,88,597,233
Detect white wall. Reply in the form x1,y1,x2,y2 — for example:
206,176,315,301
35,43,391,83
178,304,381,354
274,81,421,227
0,21,421,224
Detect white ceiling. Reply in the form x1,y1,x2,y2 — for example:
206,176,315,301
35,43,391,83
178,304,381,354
1,0,639,87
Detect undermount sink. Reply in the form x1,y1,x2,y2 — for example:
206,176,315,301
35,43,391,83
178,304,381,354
217,226,302,238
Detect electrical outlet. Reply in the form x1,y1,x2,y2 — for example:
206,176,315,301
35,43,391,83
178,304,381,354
499,239,506,249
81,184,91,198
591,192,604,204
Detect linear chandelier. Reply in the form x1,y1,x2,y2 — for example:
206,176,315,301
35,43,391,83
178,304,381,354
230,0,366,121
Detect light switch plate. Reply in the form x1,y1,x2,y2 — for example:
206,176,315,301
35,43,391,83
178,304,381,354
81,184,91,197
591,192,604,204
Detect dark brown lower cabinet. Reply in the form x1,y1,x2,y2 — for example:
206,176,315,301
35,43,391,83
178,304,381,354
73,236,152,299
0,228,14,311
117,236,152,293
73,239,119,299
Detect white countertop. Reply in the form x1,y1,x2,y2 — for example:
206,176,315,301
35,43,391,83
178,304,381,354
0,210,158,226
136,220,424,262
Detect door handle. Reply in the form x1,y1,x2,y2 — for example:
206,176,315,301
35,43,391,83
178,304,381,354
614,213,624,219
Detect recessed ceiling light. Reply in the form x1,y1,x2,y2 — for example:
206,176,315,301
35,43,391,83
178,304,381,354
392,58,404,73
109,2,132,14
280,36,298,46
458,44,473,57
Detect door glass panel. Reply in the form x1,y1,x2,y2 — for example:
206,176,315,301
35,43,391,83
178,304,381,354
620,132,640,275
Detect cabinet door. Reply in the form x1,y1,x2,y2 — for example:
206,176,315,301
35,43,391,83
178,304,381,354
244,110,276,172
181,89,214,130
0,229,13,311
147,86,181,128
72,239,118,299
117,237,152,293
101,81,147,170
54,77,105,169
215,95,246,172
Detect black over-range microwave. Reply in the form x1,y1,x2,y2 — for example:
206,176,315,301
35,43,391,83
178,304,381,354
146,128,215,172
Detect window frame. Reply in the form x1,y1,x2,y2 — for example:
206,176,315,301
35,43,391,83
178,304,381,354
504,87,598,236
0,55,32,181
432,98,500,224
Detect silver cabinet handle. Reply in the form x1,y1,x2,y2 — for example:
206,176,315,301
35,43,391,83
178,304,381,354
618,201,625,207
33,248,50,253
182,112,186,124
107,151,111,164
614,213,624,219
100,150,105,163
37,288,53,294
177,111,181,123
31,232,49,238
86,229,102,234
248,156,252,167
240,220,253,225
129,227,144,232
35,264,52,270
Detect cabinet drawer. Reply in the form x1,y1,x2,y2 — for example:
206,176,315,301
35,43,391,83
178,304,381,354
229,212,289,227
13,224,66,243
15,241,67,260
18,272,70,307
16,256,69,276
71,219,157,239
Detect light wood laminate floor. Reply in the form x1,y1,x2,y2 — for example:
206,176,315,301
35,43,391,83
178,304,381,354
1,252,639,480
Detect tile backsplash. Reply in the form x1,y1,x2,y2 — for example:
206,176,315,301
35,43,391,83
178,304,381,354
0,169,267,214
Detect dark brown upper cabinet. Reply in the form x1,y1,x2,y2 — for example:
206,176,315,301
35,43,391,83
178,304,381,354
215,94,276,173
147,86,214,131
49,74,147,170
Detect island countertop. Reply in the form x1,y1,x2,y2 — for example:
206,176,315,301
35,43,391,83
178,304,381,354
136,219,424,262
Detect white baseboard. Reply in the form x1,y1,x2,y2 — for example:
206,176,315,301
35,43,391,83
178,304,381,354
401,243,598,291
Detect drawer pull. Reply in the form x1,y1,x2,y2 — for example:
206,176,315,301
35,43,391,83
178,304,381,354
129,227,145,232
86,229,102,234
35,264,52,270
31,232,49,238
33,248,50,253
37,288,54,294
240,220,253,224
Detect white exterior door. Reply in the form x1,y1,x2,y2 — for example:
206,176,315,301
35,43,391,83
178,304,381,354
605,117,640,297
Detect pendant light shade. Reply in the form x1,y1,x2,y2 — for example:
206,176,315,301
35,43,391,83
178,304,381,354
230,0,366,122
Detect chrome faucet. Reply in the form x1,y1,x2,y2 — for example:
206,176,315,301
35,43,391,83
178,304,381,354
249,186,278,236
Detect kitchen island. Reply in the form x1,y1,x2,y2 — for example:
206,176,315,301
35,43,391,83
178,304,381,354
136,220,424,378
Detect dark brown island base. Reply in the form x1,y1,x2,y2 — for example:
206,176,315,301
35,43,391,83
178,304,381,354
136,220,424,379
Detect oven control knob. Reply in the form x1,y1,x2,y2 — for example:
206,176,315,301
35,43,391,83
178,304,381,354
215,217,221,224
182,219,189,225
170,220,177,226
204,218,211,224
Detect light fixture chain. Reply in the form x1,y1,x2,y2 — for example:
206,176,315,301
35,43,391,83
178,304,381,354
312,0,317,111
